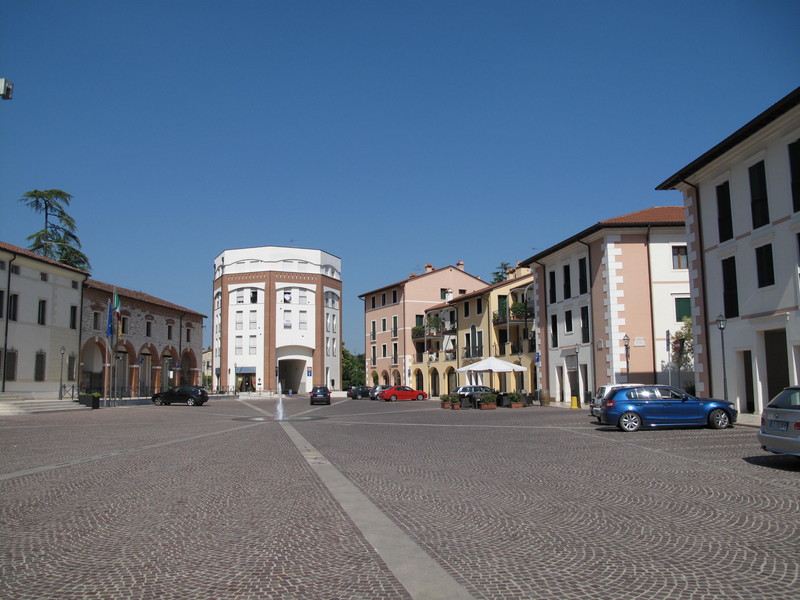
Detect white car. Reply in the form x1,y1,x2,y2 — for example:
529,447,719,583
758,386,800,458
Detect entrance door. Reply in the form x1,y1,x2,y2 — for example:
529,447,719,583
764,329,789,402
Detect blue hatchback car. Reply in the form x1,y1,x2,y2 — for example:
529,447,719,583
600,385,737,432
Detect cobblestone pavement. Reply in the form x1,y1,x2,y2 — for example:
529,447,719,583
1,397,798,600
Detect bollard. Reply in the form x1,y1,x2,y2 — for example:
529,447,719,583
570,395,580,409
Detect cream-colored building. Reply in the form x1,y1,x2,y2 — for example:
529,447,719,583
213,246,342,394
520,207,690,405
359,262,484,389
657,86,800,415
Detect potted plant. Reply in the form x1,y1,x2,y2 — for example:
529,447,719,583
480,392,497,410
507,391,523,408
510,302,528,320
440,394,454,409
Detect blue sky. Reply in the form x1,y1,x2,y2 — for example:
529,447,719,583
1,1,798,354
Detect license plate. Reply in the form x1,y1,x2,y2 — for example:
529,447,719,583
768,420,788,432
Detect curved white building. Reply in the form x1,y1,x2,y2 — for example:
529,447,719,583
212,246,342,394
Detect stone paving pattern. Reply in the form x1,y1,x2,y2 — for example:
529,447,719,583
1,397,798,599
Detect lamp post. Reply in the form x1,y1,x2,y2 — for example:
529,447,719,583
716,314,728,403
623,334,630,378
59,346,65,399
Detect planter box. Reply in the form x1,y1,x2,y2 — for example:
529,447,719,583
480,403,496,410
451,403,461,410
441,402,451,409
510,402,524,408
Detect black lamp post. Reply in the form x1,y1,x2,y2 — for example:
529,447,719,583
716,314,728,403
623,334,630,377
59,346,65,399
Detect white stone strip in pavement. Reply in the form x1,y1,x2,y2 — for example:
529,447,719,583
279,421,475,600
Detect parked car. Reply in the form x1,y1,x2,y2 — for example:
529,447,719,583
758,386,800,458
370,385,391,400
378,386,428,401
310,386,331,405
599,385,737,432
347,385,372,399
453,385,497,408
590,383,645,421
152,385,208,406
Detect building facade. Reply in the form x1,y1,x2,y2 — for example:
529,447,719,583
80,280,205,397
657,86,800,415
213,246,342,394
521,207,690,404
0,241,88,396
359,262,485,389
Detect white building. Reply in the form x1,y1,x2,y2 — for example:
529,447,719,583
212,246,342,394
1,241,88,396
657,86,800,414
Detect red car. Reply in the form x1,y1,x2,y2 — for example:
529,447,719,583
378,386,428,402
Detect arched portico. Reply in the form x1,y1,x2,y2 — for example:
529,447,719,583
429,367,440,397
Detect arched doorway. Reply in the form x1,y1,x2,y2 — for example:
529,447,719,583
429,367,440,397
414,369,424,392
445,367,457,394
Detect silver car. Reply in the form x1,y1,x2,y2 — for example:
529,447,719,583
758,386,800,458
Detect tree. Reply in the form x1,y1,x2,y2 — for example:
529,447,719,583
341,343,366,388
672,316,694,371
491,262,511,284
19,189,91,270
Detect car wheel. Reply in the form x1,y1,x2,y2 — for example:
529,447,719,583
154,397,164,405
416,394,424,401
187,397,196,406
390,395,397,402
709,408,730,429
618,411,641,432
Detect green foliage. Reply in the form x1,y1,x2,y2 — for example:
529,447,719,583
481,392,497,405
490,262,511,284
672,316,694,370
19,189,91,271
341,343,366,388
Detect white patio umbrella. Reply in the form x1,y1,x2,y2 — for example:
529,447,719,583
457,356,526,385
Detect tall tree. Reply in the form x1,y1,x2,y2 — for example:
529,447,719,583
491,261,511,284
341,343,366,387
19,189,91,270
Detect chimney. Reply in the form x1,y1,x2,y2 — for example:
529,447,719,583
456,260,464,271
424,263,434,273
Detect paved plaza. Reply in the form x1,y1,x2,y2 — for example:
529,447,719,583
1,396,798,600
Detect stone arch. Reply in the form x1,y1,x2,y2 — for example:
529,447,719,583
111,340,137,396
80,335,108,394
412,368,424,392
180,347,198,386
429,367,440,397
444,367,458,394
137,343,159,396
391,369,402,386
380,370,390,386
159,346,180,391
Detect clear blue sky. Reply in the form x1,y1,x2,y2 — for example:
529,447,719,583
1,1,798,354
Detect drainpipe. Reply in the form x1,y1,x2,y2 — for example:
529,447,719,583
681,179,711,394
2,253,17,392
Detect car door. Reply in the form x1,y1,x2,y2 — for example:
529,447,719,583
658,387,702,424
625,387,662,424
396,386,414,400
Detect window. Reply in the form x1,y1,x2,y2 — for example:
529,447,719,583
382,344,387,358
549,271,557,304
789,138,800,213
92,311,101,330
755,244,775,288
0,290,3,318
580,306,590,343
236,290,244,304
464,301,470,318
371,296,376,309
235,336,243,355
284,310,291,328
69,305,78,330
578,257,588,295
146,321,152,337
392,342,398,363
392,290,397,303
749,160,770,229
34,351,46,381
381,318,387,332
67,355,76,381
283,290,292,303
0,260,4,270
72,280,78,290
565,310,573,333
459,289,466,295
551,314,558,347
672,246,688,269
235,311,243,330
249,311,257,329
186,328,191,343
37,300,47,325
3,349,17,380
299,310,308,330
298,290,307,305
9,294,18,321
370,321,376,340
392,316,398,337
250,290,258,303
121,316,129,334
721,257,739,319
716,181,733,242
563,265,571,299
440,288,447,300
167,325,173,340
381,293,386,306
249,336,257,355
476,298,483,314
11,265,20,275
675,297,691,321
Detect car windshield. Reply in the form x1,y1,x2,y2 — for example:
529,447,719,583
768,389,800,409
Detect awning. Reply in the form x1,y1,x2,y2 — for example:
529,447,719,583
235,366,256,374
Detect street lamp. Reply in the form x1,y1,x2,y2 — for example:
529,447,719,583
59,346,65,399
623,334,630,377
716,314,728,403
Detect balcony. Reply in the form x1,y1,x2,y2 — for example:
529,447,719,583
493,304,534,326
462,345,484,359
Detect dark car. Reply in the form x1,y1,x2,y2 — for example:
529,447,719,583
600,385,737,432
152,385,208,406
310,386,331,405
347,385,372,399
